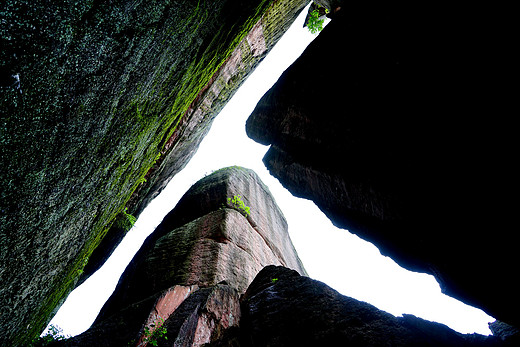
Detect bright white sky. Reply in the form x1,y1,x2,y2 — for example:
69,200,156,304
48,5,494,338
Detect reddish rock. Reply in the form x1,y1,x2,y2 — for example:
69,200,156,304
95,167,305,322
63,167,304,346
136,285,197,346
159,284,241,347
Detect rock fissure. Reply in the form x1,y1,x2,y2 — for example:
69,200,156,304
3,0,515,345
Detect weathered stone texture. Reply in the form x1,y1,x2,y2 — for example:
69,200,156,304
246,1,517,328
158,284,241,347
97,166,305,321
212,266,501,347
126,0,311,220
0,0,309,344
62,167,305,345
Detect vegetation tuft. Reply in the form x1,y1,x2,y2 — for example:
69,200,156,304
307,6,328,34
113,208,137,232
227,195,251,217
143,318,168,346
30,324,69,346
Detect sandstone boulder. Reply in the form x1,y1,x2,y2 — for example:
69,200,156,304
63,167,305,345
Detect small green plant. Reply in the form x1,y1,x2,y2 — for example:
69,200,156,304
143,318,168,346
271,278,279,283
307,7,329,34
227,195,251,217
152,152,162,166
31,324,69,346
114,207,137,231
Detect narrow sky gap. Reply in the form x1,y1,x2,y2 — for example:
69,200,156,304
48,5,494,337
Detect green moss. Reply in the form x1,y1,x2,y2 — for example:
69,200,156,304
113,209,137,232
1,0,311,344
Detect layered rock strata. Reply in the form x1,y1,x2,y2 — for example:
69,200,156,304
62,167,305,345
0,0,309,344
246,1,517,328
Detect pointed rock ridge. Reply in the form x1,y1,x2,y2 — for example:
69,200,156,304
80,0,310,286
0,0,310,343
212,265,502,346
246,1,517,328
63,166,305,345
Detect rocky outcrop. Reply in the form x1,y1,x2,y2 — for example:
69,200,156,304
246,1,517,329
0,0,309,344
61,167,305,345
54,166,506,346
157,284,241,347
225,266,500,347
489,321,520,346
148,265,500,347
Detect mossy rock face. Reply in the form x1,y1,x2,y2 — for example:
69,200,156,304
0,0,309,344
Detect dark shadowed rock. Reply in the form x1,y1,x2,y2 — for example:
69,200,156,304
489,321,520,346
215,265,501,347
246,1,517,327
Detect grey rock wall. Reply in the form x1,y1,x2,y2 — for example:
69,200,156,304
0,0,309,344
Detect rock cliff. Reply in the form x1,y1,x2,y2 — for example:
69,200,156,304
56,167,506,346
0,0,309,344
60,166,305,345
214,265,501,347
61,265,506,346
246,0,517,329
